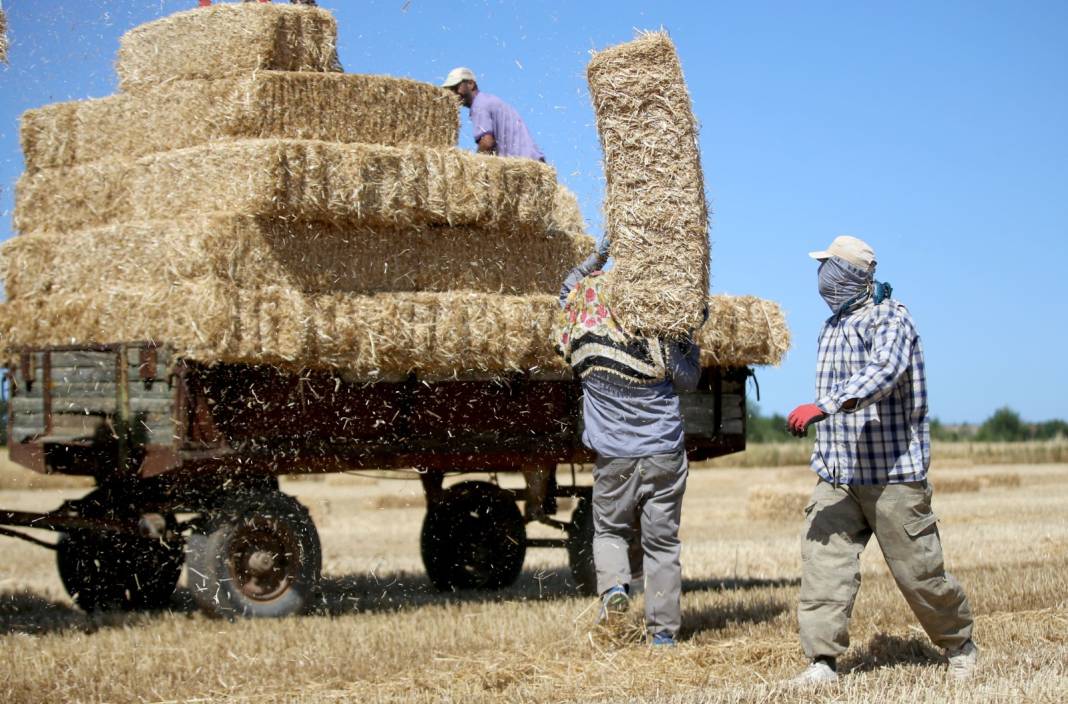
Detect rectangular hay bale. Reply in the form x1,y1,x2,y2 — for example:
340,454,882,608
14,140,557,235
0,217,593,300
695,295,790,368
116,2,340,91
1,285,788,378
587,31,710,337
0,288,565,380
20,72,459,172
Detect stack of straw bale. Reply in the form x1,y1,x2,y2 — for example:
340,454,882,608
1,4,789,379
587,31,709,338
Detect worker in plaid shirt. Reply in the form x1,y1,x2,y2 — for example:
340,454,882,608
785,236,977,685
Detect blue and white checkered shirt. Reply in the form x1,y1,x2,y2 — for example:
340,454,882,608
811,299,930,485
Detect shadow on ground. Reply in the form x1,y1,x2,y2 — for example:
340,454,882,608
842,633,945,673
0,571,800,634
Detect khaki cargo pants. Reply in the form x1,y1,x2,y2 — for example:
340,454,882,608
799,479,974,659
593,450,688,637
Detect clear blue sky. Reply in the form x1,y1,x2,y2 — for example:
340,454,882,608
1,1,1066,423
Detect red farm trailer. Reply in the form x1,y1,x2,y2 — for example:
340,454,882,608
1,342,748,618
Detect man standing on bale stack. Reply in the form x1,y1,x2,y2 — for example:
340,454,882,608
442,66,546,161
555,240,701,647
786,235,977,684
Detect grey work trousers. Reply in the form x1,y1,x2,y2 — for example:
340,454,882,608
593,450,688,636
799,478,974,659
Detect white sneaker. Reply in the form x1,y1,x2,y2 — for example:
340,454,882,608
946,640,978,680
789,659,838,685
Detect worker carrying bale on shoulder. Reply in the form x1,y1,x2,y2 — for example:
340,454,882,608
442,66,546,161
555,239,701,647
786,235,977,685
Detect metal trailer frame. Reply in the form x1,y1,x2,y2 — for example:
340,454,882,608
1,342,749,617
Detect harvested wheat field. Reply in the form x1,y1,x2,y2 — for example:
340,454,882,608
1,457,1065,703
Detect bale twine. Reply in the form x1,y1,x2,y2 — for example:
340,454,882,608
116,2,340,91
14,140,558,235
1,217,593,300
587,31,709,338
20,72,459,172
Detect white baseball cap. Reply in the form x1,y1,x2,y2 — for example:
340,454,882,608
809,235,876,270
441,67,477,88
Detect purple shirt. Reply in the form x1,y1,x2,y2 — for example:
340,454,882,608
468,91,545,161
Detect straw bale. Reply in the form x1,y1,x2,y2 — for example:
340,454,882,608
550,184,586,233
587,31,709,337
0,289,566,379
0,8,9,65
20,72,459,172
695,295,790,368
14,140,557,235
116,2,340,91
746,486,810,521
1,218,593,300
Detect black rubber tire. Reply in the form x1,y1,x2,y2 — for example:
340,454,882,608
55,490,183,612
566,496,597,596
420,481,526,591
185,490,321,619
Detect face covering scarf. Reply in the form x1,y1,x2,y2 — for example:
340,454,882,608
818,256,873,315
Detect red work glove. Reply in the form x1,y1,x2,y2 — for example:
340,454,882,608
788,403,827,437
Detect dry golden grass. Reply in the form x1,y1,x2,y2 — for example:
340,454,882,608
1,457,1066,702
745,486,809,521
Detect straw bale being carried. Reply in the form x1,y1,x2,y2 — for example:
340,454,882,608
15,140,557,235
1,217,593,301
116,2,340,91
587,31,709,338
20,72,458,172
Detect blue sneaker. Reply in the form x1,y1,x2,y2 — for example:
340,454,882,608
651,631,677,647
597,585,630,625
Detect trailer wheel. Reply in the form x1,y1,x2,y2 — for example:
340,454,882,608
421,481,526,591
55,489,183,612
186,490,321,618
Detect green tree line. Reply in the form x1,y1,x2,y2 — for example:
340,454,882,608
747,403,1068,444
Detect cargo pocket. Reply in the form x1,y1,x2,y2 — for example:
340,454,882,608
901,512,942,579
903,513,938,538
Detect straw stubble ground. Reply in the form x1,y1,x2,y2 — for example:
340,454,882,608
1,459,1066,703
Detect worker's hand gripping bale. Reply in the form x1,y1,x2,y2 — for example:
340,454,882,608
786,235,977,685
554,237,701,647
